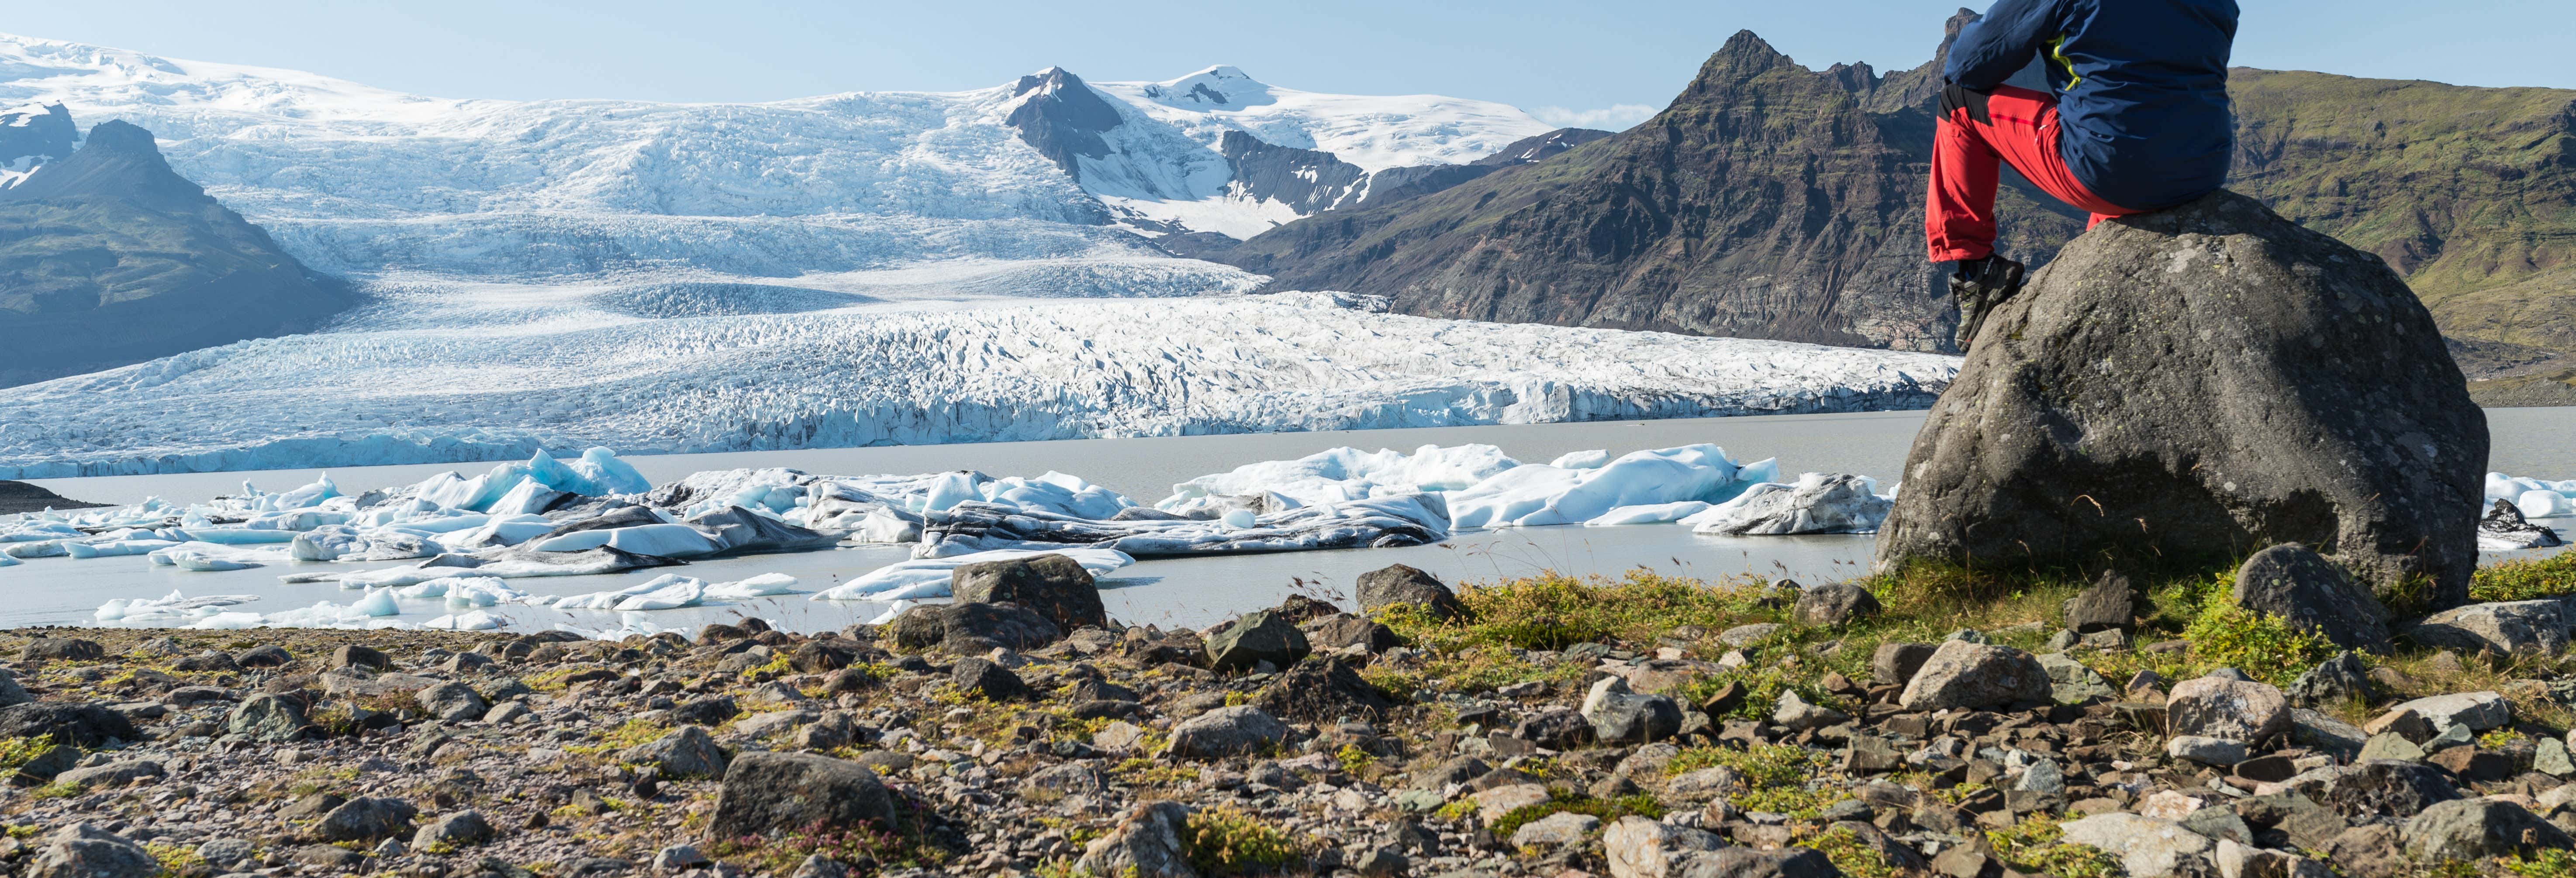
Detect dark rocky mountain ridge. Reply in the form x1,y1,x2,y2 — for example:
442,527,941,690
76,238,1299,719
0,102,76,168
0,117,351,388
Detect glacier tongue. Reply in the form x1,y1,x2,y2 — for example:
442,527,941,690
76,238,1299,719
0,292,1959,478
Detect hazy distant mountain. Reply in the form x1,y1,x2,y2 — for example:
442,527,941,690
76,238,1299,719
0,118,348,387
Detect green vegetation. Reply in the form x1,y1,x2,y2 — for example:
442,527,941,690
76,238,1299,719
1798,825,1897,878
2472,551,2576,603
567,718,671,757
1487,790,1664,845
1986,817,2123,878
0,735,62,772
2178,581,2339,687
1375,570,1780,653
1181,806,1301,875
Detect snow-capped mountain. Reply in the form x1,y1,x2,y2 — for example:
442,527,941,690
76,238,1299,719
0,34,1552,285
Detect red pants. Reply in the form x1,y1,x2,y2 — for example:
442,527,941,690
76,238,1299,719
1926,85,2139,263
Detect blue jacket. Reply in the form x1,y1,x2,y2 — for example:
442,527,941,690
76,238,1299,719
1946,0,2239,211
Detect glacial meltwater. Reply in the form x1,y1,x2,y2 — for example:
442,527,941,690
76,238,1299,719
9,408,2575,633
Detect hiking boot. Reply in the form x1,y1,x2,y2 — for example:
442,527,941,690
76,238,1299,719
1948,254,2026,351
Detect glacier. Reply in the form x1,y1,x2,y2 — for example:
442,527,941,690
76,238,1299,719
0,293,1958,478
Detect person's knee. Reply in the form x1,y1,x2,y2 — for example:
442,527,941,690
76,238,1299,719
1940,83,1993,125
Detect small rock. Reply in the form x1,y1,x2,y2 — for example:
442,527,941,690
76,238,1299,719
950,657,1029,700
411,810,494,849
1771,690,1847,731
2286,652,2373,708
1871,642,1936,686
1583,676,1682,744
2037,653,2116,704
618,726,729,779
415,681,488,723
1164,706,1290,760
653,844,710,871
2063,571,2136,632
2385,691,2510,735
1074,801,1195,878
2168,735,2250,766
2402,798,2571,860
1792,582,1880,627
950,553,1107,631
1509,811,1601,848
2167,676,2291,743
1205,610,1311,672
2232,544,2390,651
708,752,899,840
2060,813,2216,878
26,824,157,878
316,796,419,842
2409,600,2569,656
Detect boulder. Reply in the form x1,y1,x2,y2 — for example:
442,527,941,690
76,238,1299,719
1873,191,2486,608
1075,801,1195,878
2063,571,2135,632
1897,640,2051,711
618,726,729,779
2167,676,2291,743
0,702,138,746
56,760,163,788
2322,760,2462,822
21,638,104,662
1513,708,1597,750
1871,642,1937,687
707,752,899,840
1164,706,1289,760
2401,798,2571,860
1512,812,1601,848
2386,692,2510,735
328,644,391,671
1583,676,1683,743
26,824,158,878
951,658,1030,701
235,644,294,668
1356,564,1465,620
788,639,863,673
2059,814,2215,878
2287,652,2374,708
950,553,1107,631
1791,582,1880,627
888,601,1063,653
2232,545,2393,651
1205,610,1310,672
317,796,419,841
1602,815,1723,878
1770,690,1847,731
2408,600,2569,656
1670,848,1839,878
1257,658,1397,722
415,681,488,723
670,695,740,726
1303,614,1400,653
411,810,495,849
227,693,312,742
2037,653,2116,704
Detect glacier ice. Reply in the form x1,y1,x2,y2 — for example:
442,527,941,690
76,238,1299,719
1157,444,1521,511
0,293,1961,479
1584,502,1716,527
1447,445,1773,529
1683,473,1893,535
916,494,1451,558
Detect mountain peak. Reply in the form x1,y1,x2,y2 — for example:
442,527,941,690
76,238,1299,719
0,119,210,211
0,102,76,166
1139,65,1275,109
1013,66,1091,98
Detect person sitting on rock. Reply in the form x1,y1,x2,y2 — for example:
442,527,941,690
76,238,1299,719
1929,0,2240,349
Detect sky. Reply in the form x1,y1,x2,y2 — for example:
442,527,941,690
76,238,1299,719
9,0,2571,130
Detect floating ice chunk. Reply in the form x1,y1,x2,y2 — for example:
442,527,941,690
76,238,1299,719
162,528,298,545
1684,473,1891,535
149,542,295,568
353,588,401,616
917,495,1449,558
97,591,262,623
269,475,341,511
189,612,268,630
421,610,503,630
813,548,1136,601
1450,445,1755,529
532,523,720,557
1160,444,1521,511
64,539,182,559
1550,450,1611,470
924,472,979,513
166,551,261,572
1222,509,1257,529
551,574,709,611
1,521,84,542
1584,501,1714,527
704,573,802,599
0,553,16,567
262,599,407,628
2518,489,2572,520
452,513,557,548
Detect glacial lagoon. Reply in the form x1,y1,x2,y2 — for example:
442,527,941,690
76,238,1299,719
9,407,2574,633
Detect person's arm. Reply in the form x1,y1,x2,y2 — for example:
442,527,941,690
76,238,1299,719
1944,0,2064,90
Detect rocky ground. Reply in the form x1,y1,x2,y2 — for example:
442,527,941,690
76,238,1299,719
8,549,2576,878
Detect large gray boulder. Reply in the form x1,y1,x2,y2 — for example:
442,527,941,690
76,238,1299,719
1873,190,2486,609
2233,545,2391,651
26,824,158,878
951,553,1106,631
2167,676,2292,743
2408,599,2569,656
226,693,311,742
2402,798,2570,860
887,601,1063,654
1075,801,1196,878
1896,640,2050,711
1163,706,1289,760
707,752,899,841
1583,676,1683,743
1356,564,1465,620
1205,610,1310,672
618,726,730,779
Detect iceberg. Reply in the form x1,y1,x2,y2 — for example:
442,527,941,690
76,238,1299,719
1584,502,1715,527
916,494,1450,558
551,574,709,611
1157,444,1521,511
96,592,262,624
1448,445,1775,529
812,548,1137,602
532,523,722,558
704,573,803,599
1683,473,1892,535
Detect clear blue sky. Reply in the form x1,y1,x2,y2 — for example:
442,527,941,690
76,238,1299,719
13,0,2571,129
